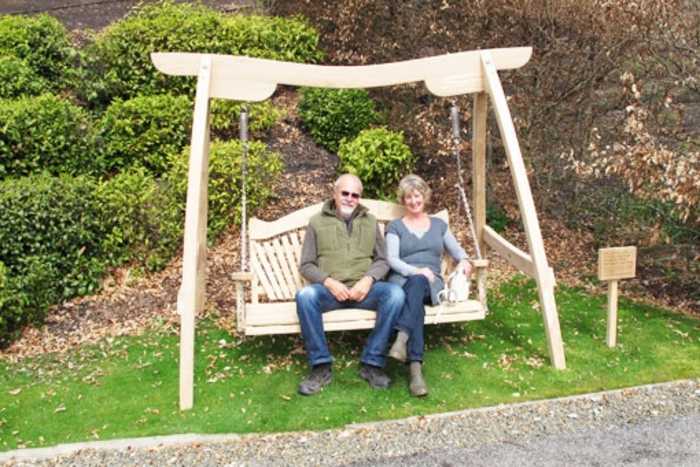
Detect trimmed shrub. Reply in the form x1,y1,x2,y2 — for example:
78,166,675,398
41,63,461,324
0,14,76,88
337,127,415,199
95,94,283,176
0,55,48,98
220,14,323,63
210,99,283,138
0,173,107,302
0,94,92,179
83,1,323,106
298,87,379,153
95,94,192,176
167,140,284,240
0,258,58,347
97,168,181,270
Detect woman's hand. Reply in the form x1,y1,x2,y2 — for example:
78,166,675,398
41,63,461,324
416,267,436,283
459,259,472,277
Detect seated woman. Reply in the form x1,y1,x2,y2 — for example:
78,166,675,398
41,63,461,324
386,174,472,397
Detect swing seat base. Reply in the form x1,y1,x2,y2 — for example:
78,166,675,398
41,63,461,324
242,299,486,336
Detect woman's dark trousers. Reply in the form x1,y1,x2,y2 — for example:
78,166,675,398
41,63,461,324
395,274,431,362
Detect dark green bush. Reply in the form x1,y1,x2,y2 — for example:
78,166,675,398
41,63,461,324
0,55,48,98
0,94,92,179
298,87,379,153
83,1,323,106
337,127,414,199
95,94,283,176
220,14,323,63
0,14,77,88
97,168,181,270
210,99,283,138
0,258,58,347
167,140,284,240
95,94,192,176
0,173,107,302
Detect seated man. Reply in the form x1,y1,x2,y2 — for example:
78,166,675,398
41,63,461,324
296,173,405,395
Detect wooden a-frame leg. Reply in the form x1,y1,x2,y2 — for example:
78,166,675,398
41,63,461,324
178,55,213,410
480,51,566,369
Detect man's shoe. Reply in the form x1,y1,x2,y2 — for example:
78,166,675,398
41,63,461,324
359,364,391,389
298,363,332,396
409,361,428,397
388,330,408,363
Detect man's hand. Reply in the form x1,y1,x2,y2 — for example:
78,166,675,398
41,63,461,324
349,276,373,302
323,277,352,302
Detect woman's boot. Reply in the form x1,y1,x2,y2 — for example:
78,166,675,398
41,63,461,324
409,361,428,397
388,330,408,362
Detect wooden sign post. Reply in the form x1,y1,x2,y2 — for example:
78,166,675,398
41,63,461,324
597,246,637,347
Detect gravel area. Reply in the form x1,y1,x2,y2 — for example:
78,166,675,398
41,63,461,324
3,379,699,466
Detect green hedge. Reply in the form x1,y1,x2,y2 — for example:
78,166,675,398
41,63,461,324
0,94,92,179
0,14,77,89
220,14,323,63
0,55,48,98
83,1,323,106
338,127,415,199
298,87,379,153
97,168,181,271
95,94,283,177
95,94,192,176
0,173,106,300
0,258,58,347
167,139,284,240
0,174,109,346
210,99,283,138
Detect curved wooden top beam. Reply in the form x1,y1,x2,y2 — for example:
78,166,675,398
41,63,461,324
151,47,531,101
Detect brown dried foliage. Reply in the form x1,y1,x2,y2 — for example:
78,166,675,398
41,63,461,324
273,0,696,213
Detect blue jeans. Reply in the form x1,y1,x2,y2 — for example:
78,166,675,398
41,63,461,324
395,274,431,362
296,281,405,368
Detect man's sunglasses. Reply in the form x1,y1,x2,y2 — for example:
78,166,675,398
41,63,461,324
341,190,361,199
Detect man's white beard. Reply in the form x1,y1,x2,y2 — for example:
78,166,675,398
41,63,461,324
339,205,354,219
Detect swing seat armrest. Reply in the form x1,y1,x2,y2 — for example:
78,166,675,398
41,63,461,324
232,271,255,282
471,259,489,269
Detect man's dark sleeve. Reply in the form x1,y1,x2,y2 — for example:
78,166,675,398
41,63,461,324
299,225,329,284
365,223,389,281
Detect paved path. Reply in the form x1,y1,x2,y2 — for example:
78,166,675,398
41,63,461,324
347,413,700,466
2,379,699,466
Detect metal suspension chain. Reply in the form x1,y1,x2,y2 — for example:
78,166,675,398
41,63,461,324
450,102,483,260
239,105,249,272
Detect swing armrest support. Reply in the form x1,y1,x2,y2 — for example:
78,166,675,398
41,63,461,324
470,259,489,312
232,272,254,282
232,272,254,333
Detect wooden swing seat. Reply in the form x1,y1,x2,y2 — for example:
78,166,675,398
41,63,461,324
233,199,489,336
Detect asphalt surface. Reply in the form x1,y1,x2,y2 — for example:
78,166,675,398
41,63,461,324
344,413,700,466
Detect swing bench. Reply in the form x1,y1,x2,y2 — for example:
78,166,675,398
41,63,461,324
232,201,490,336
151,47,567,410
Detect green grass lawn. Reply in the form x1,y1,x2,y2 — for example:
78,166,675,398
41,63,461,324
1,276,699,451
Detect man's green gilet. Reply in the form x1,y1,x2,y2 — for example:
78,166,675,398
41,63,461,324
310,201,377,287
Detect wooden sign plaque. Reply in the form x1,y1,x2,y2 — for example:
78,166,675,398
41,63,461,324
598,246,637,281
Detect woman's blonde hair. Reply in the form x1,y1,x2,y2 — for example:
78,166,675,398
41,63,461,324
397,174,431,205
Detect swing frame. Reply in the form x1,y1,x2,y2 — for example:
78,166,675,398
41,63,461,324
151,47,566,410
